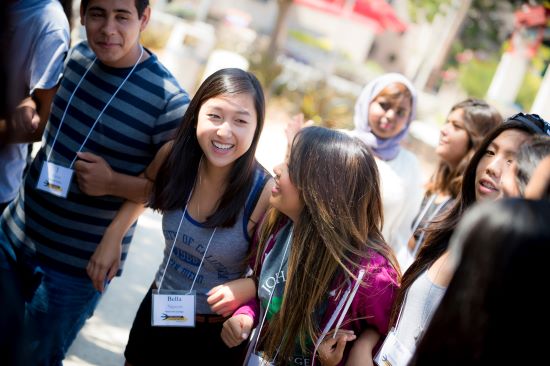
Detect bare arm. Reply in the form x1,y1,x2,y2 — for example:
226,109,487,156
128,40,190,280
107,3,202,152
74,151,153,203
345,328,380,366
74,140,174,202
207,176,274,315
87,198,148,292
0,87,58,145
86,142,173,291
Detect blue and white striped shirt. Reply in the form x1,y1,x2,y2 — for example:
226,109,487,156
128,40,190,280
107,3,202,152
1,42,189,277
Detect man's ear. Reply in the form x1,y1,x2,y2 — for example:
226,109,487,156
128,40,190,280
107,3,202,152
139,6,151,32
80,2,86,26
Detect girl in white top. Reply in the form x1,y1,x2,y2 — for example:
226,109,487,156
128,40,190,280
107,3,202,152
351,73,423,262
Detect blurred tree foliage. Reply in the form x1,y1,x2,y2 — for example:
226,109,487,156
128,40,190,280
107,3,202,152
411,0,548,106
456,57,499,98
409,0,546,59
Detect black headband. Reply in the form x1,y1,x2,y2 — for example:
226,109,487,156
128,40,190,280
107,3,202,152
507,112,550,136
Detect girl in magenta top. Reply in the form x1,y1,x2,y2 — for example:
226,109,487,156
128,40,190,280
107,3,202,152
215,126,399,366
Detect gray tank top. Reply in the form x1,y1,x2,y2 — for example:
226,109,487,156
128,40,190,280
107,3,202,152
154,166,269,314
394,270,446,351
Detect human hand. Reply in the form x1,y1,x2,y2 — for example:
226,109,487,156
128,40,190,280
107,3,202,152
86,228,122,292
285,113,314,145
12,104,39,134
74,152,114,196
317,330,356,366
207,277,256,317
221,314,253,348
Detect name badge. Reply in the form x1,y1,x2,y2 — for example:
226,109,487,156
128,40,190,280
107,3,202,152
374,328,413,366
151,289,195,327
36,162,74,198
247,353,275,366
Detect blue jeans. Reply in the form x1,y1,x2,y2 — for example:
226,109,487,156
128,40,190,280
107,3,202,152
25,266,103,366
0,228,25,366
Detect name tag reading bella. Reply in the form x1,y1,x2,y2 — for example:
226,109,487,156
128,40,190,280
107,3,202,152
152,290,196,327
36,162,74,198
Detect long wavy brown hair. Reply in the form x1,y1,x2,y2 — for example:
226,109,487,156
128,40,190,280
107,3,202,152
255,126,399,363
425,99,501,197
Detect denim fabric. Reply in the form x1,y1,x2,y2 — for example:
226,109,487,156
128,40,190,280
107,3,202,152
0,228,25,366
25,266,102,366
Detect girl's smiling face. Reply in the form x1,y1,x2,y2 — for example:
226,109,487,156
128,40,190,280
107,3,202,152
196,93,257,170
270,161,303,222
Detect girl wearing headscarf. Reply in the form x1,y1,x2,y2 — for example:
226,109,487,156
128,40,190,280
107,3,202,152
351,73,423,262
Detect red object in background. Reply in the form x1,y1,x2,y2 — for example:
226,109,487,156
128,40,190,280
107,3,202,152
353,0,407,32
294,0,407,33
510,4,549,57
514,5,546,28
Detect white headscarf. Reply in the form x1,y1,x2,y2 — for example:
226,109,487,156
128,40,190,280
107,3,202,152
352,73,417,161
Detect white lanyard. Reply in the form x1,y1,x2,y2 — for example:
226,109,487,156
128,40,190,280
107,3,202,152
311,269,366,366
411,195,451,258
47,46,144,168
157,203,217,294
251,229,293,361
411,194,437,234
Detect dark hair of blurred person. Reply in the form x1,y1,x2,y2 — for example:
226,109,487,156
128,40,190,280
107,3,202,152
409,198,550,365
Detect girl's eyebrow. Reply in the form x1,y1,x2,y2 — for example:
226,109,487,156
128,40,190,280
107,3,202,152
207,104,251,116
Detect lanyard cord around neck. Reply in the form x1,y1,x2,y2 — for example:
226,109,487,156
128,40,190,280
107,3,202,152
157,203,217,294
411,195,451,258
47,46,145,168
253,228,293,360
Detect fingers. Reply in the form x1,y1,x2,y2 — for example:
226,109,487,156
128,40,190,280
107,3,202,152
87,258,118,293
292,113,304,124
334,333,354,353
221,318,245,348
206,284,222,297
210,302,231,316
30,111,40,132
77,151,100,162
107,262,119,282
86,260,108,292
14,106,37,134
206,287,224,305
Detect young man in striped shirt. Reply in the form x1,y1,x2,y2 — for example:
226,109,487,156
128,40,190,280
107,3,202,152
0,1,189,364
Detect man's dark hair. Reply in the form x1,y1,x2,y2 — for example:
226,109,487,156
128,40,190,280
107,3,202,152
81,0,150,18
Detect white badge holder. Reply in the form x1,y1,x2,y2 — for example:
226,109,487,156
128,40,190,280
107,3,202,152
374,328,413,366
151,289,196,327
247,353,275,366
36,162,74,198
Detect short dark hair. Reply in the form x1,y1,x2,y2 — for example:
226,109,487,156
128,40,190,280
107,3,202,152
81,0,150,18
